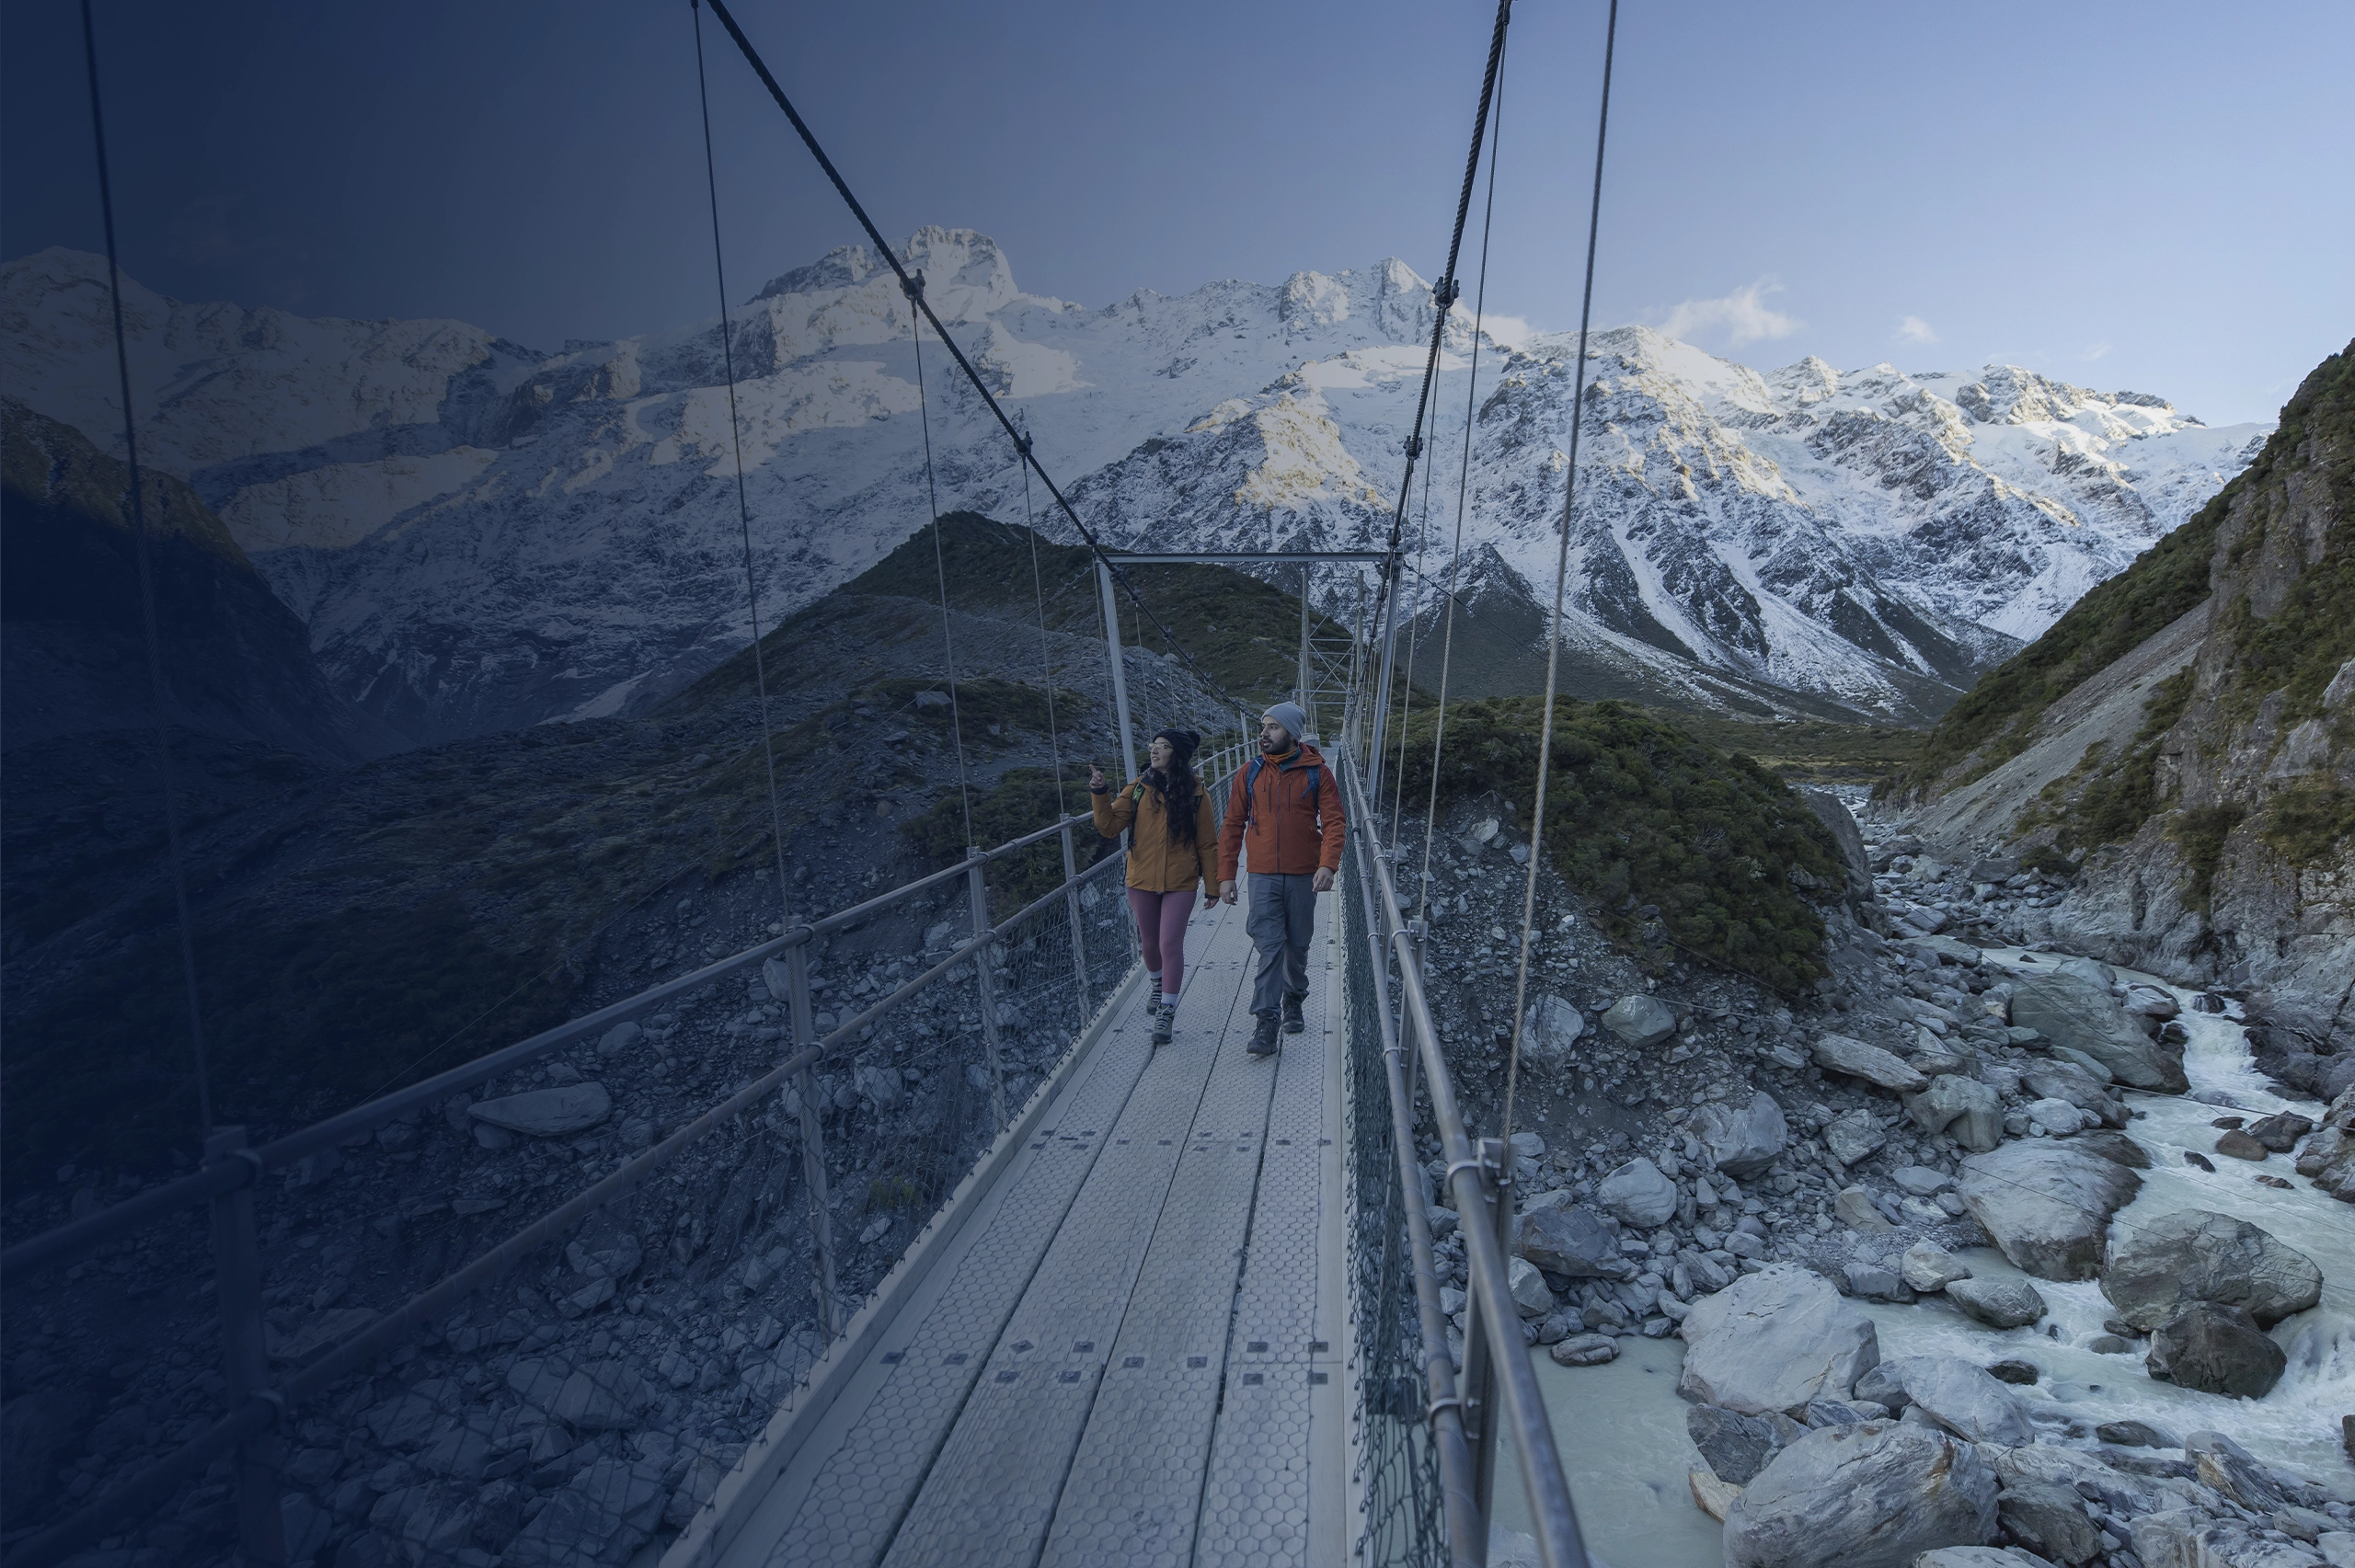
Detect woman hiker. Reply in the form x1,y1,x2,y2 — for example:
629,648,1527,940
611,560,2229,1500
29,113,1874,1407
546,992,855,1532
1090,727,1219,1046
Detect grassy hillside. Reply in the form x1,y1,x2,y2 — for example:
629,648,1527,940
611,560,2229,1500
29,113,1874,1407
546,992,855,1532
1393,697,1844,990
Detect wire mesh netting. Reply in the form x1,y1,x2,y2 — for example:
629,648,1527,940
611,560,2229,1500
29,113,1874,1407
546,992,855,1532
1339,835,1446,1568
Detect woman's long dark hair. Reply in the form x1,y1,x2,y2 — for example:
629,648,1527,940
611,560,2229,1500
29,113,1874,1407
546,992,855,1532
1147,729,1200,846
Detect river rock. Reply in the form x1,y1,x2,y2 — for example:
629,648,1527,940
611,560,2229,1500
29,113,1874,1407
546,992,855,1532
469,1083,614,1137
1912,1551,2054,1568
1603,994,1677,1047
1508,1256,1556,1318
2023,1097,2086,1136
2007,973,2188,1093
1687,1403,1804,1486
2144,1303,2288,1398
1900,1242,1971,1293
1904,1075,2001,1151
506,1356,654,1430
596,1022,642,1059
1596,1156,1679,1228
1548,1333,1617,1367
2100,1209,2324,1331
1998,1480,2102,1564
2244,1111,2315,1152
1943,1277,2047,1329
1813,1033,1931,1093
1824,1108,1889,1166
1958,1141,2141,1280
1720,1420,1998,1568
2131,1509,2326,1568
2020,1063,2122,1125
1852,1356,2032,1446
1521,995,1586,1062
1688,1468,1743,1522
1834,1187,1896,1233
1678,1265,1880,1416
1692,1091,1790,1177
1515,1203,1625,1278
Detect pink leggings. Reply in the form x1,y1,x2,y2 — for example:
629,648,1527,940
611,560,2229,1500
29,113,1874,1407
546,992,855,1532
1128,887,1199,994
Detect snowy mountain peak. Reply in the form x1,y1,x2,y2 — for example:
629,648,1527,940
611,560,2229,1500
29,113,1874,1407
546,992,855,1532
0,235,2269,743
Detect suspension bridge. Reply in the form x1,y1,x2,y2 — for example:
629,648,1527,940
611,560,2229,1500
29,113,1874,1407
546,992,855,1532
4,0,1622,1563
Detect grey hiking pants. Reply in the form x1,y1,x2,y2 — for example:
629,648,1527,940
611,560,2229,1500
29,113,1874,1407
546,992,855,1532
1246,870,1317,1015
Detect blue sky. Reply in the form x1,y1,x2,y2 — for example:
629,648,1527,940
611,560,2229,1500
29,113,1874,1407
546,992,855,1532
5,0,2348,426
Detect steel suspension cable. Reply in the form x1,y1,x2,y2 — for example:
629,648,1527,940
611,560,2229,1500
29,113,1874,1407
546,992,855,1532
1384,359,1446,851
1503,0,1619,1151
1416,48,1510,921
908,294,977,847
1013,426,1070,814
698,0,1246,721
1366,0,1514,812
691,0,798,928
79,0,213,1138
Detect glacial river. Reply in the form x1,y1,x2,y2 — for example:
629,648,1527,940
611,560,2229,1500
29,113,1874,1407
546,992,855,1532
1489,953,2351,1568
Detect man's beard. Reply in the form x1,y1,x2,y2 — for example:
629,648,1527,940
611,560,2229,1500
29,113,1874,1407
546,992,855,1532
1259,734,1289,753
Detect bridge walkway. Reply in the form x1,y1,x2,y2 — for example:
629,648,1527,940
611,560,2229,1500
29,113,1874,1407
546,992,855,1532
707,881,1350,1568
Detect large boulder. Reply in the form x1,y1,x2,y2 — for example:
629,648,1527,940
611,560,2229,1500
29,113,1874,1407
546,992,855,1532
1813,1034,1931,1093
2098,1209,2324,1331
1851,1356,2033,1447
1514,1203,1625,1279
1678,1265,1880,1417
1693,1091,1790,1177
1957,1142,2141,1280
2007,973,2187,1093
1602,994,1677,1047
1595,1156,1679,1228
1720,1421,1998,1568
1903,1075,2002,1152
1520,995,1586,1064
470,1083,614,1137
1507,1256,1557,1319
1823,1108,1888,1166
2019,1063,2122,1127
2144,1304,2288,1399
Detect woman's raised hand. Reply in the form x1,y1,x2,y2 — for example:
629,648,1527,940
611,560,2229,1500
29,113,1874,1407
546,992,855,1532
1088,764,1107,791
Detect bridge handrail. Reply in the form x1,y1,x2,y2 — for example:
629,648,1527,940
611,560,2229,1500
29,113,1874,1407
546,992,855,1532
2,741,1246,1279
2,739,1250,1568
1336,751,1591,1568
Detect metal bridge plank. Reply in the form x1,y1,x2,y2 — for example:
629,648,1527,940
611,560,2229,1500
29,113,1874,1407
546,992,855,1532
1193,894,1337,1568
733,963,1170,1568
875,901,1255,1568
1033,912,1280,1568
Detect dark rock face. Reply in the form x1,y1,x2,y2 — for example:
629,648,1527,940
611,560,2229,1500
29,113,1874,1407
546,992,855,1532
1998,1480,2103,1564
1686,1402,1801,1486
2099,1208,2323,1330
2143,1303,2288,1398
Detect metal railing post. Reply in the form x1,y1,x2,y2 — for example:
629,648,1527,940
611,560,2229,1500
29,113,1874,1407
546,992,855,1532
1060,823,1091,1020
771,951,839,1337
1465,1136,1511,1528
967,850,1009,1132
204,1127,285,1568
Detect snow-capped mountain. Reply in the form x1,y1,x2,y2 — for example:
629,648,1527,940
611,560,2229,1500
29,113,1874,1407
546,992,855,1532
0,234,2266,742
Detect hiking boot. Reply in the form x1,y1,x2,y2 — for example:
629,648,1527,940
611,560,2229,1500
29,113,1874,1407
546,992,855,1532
1151,1001,1176,1047
1248,1011,1281,1056
1281,992,1306,1035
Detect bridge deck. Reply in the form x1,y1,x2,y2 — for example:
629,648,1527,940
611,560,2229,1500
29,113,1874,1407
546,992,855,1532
711,884,1350,1568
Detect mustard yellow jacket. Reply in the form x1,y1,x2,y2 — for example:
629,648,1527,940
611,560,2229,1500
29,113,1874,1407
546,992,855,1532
1092,775,1221,894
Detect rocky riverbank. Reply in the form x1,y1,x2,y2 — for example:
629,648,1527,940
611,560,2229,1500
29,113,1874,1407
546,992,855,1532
1465,799,2354,1568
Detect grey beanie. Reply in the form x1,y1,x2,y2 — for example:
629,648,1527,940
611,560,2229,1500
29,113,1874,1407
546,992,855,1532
1264,702,1308,743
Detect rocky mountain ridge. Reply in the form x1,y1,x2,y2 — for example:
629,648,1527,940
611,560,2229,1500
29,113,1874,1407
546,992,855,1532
1,235,2265,744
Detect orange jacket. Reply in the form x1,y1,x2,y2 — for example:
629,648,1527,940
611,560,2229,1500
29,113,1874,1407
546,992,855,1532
1217,742,1345,881
1092,775,1222,894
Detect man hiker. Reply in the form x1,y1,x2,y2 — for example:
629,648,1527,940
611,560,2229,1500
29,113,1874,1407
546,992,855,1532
1217,702,1346,1056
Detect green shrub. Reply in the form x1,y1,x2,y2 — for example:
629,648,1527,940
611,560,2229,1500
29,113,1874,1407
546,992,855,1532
1395,698,1843,991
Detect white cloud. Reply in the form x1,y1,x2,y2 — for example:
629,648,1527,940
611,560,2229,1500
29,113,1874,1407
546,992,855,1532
1895,315,1939,346
2082,341,2113,361
1655,279,1800,347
